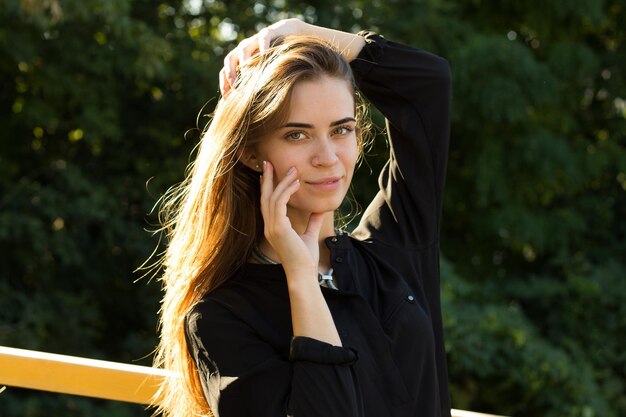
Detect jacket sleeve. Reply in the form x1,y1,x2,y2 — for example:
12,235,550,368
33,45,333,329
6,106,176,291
350,32,452,248
186,299,363,417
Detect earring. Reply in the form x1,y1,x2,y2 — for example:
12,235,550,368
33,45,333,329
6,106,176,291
255,164,260,170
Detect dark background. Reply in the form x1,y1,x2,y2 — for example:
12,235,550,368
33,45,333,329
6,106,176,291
1,0,624,416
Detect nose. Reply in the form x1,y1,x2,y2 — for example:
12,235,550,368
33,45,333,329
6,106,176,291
312,136,339,167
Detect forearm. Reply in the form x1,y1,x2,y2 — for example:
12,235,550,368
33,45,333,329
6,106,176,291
296,20,366,62
286,270,342,346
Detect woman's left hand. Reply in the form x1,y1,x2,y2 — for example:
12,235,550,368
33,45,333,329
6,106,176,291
259,161,324,281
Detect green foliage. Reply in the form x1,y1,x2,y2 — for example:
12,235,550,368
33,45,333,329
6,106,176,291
441,258,616,417
0,0,214,414
1,1,624,416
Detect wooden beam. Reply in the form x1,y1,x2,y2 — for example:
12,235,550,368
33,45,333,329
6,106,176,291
0,346,169,404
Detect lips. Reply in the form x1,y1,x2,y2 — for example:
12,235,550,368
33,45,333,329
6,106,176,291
305,176,343,191
307,176,342,185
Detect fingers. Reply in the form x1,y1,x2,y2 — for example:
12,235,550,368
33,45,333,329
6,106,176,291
260,162,300,236
304,213,325,239
257,27,271,54
219,68,230,96
219,19,306,96
260,162,299,214
221,52,237,96
220,33,267,96
220,21,290,96
237,36,260,65
270,166,300,205
259,161,273,220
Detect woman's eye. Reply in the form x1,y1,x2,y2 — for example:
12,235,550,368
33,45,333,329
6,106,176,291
333,125,354,136
285,131,306,141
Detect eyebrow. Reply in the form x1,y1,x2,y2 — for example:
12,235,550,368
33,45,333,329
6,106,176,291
281,117,356,129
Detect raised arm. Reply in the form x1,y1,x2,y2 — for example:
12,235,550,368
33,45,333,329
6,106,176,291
221,19,365,95
351,32,452,248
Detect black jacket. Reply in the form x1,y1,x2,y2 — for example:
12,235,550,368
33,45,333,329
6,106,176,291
186,32,452,417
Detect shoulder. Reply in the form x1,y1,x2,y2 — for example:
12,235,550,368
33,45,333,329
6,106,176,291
186,263,291,345
187,263,275,322
185,286,265,364
186,294,236,341
185,272,252,338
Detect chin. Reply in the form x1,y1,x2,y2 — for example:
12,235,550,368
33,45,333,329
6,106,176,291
289,198,344,215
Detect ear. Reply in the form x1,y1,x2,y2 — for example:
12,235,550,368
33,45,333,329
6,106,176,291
240,148,263,173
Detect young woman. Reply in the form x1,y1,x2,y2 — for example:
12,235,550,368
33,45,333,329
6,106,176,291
154,18,452,417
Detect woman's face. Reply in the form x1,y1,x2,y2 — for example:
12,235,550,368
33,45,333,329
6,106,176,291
254,75,359,217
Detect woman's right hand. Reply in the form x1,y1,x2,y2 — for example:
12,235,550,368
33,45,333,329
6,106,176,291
219,18,365,96
220,18,306,96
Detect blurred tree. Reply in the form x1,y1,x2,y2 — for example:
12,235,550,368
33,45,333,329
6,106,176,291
0,0,624,416
0,0,218,415
438,1,625,416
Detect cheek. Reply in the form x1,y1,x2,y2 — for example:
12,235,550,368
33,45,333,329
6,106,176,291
344,140,359,173
268,155,299,185
259,147,296,183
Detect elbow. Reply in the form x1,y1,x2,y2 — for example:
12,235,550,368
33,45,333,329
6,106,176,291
433,56,452,89
427,56,451,102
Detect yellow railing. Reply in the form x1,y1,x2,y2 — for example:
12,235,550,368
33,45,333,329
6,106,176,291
0,346,169,404
0,346,506,417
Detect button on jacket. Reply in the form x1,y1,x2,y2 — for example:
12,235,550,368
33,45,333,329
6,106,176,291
186,31,452,417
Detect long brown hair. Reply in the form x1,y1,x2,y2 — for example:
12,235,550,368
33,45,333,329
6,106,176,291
153,35,369,417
